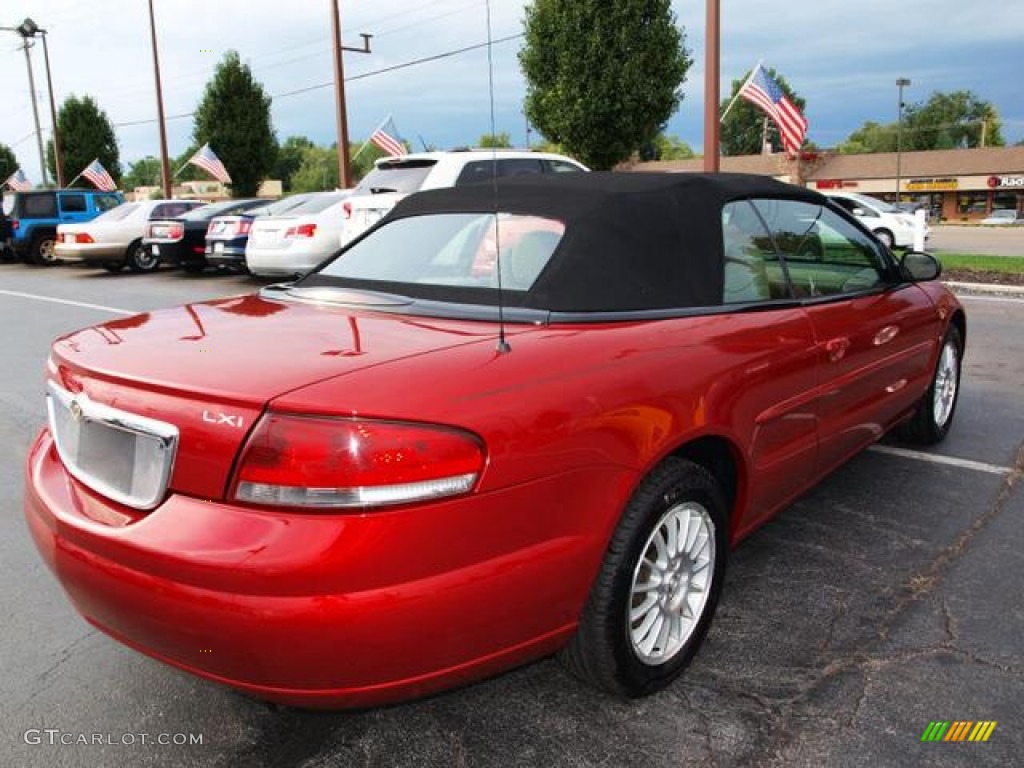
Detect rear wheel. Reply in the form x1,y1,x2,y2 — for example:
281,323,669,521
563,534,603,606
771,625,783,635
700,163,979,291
898,325,962,445
30,233,58,265
127,240,158,272
559,458,728,697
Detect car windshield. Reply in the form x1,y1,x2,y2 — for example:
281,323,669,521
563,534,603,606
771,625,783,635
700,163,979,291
256,194,315,217
312,212,565,295
284,192,346,215
858,196,900,213
93,203,140,222
353,160,437,195
180,200,256,221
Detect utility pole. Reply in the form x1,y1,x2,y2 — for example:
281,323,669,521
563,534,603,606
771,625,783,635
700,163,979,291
703,0,721,171
329,0,371,189
39,30,64,186
21,39,49,187
895,77,910,203
148,0,173,199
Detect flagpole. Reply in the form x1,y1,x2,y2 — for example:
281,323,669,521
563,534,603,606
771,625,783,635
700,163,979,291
351,114,390,163
65,171,84,188
720,59,762,123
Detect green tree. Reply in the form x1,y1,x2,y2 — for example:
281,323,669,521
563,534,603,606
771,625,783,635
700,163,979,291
172,145,202,183
290,145,338,193
720,68,805,156
478,131,512,148
0,143,18,179
45,95,120,186
640,133,695,161
273,136,315,192
836,121,899,154
122,156,163,190
520,0,691,169
192,51,277,196
903,90,1004,150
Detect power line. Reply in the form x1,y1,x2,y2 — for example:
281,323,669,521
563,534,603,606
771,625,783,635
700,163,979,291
111,33,524,129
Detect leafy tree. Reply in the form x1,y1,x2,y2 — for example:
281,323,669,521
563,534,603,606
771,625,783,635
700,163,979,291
0,143,18,179
520,0,691,169
273,136,315,192
640,133,695,161
903,90,1004,150
290,145,338,193
349,141,378,182
122,156,163,189
720,67,805,156
192,51,277,196
172,145,202,183
478,132,512,149
45,95,120,186
836,121,899,154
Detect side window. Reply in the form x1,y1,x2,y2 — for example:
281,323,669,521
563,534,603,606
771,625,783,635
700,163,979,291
23,194,57,217
59,194,87,213
454,161,493,186
545,160,585,174
751,199,886,297
497,158,544,177
721,201,777,304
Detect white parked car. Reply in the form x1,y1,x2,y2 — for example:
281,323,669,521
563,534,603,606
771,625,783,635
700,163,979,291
825,191,930,250
245,191,351,277
980,209,1021,225
340,150,588,246
55,199,206,272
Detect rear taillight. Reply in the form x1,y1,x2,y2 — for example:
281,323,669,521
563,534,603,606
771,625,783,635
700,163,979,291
238,220,252,235
75,233,94,244
231,414,484,509
205,222,216,237
343,201,352,219
284,223,316,238
12,219,19,230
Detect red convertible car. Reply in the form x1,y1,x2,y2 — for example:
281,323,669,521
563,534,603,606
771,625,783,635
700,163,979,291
25,173,964,708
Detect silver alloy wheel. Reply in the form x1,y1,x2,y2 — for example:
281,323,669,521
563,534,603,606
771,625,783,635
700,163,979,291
932,339,959,428
133,244,158,271
628,500,715,665
39,237,57,263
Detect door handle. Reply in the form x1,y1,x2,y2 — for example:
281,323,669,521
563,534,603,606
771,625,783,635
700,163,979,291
873,325,899,346
824,337,850,363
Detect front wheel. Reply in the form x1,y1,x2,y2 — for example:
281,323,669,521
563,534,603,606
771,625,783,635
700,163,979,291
559,458,728,698
874,228,894,249
898,325,963,444
127,241,159,273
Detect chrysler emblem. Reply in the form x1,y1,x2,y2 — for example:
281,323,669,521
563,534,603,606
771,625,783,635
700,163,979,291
69,400,85,423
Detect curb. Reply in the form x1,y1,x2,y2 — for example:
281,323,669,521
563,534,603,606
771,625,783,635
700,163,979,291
944,281,1024,298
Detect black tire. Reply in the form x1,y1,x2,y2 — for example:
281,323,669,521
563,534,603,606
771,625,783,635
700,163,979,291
182,261,206,274
102,262,124,273
127,240,158,273
898,325,963,445
559,457,728,698
30,233,58,265
873,228,894,249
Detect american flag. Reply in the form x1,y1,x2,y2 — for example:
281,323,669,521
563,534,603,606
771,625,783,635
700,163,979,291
738,64,808,157
188,143,232,183
3,168,33,191
369,117,407,157
81,159,118,191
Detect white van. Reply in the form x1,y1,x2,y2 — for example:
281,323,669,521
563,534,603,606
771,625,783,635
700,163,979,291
826,191,930,249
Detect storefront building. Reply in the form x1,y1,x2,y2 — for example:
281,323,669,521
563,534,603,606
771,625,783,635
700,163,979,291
632,146,1024,222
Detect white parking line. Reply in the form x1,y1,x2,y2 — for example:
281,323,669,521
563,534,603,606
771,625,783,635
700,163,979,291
956,294,1024,304
869,444,1013,475
0,289,133,316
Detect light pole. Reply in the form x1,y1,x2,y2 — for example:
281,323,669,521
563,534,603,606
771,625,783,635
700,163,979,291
2,19,52,186
895,77,911,203
329,0,372,189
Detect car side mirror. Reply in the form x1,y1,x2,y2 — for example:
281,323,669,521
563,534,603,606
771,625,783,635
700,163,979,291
900,251,941,282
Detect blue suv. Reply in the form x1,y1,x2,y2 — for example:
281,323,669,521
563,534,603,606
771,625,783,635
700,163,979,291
6,189,123,264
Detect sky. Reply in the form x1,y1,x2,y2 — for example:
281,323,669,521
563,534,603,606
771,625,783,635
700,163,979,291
2,0,1023,183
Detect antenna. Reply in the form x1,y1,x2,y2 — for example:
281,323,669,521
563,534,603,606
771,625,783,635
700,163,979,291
485,0,511,354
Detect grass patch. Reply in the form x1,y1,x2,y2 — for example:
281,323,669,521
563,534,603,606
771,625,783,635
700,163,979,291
935,253,1024,275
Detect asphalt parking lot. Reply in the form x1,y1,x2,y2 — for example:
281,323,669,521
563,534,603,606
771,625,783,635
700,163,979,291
1,262,1021,768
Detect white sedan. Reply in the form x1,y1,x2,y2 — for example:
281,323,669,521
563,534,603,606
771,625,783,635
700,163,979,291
55,199,205,272
245,191,351,277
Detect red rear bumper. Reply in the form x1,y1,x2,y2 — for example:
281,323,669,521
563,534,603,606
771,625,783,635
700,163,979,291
24,430,634,708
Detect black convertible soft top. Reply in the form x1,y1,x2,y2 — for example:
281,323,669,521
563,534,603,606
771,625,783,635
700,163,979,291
338,172,828,313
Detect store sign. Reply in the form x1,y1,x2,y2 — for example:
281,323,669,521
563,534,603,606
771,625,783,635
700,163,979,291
814,180,858,189
988,175,1024,188
906,178,958,191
